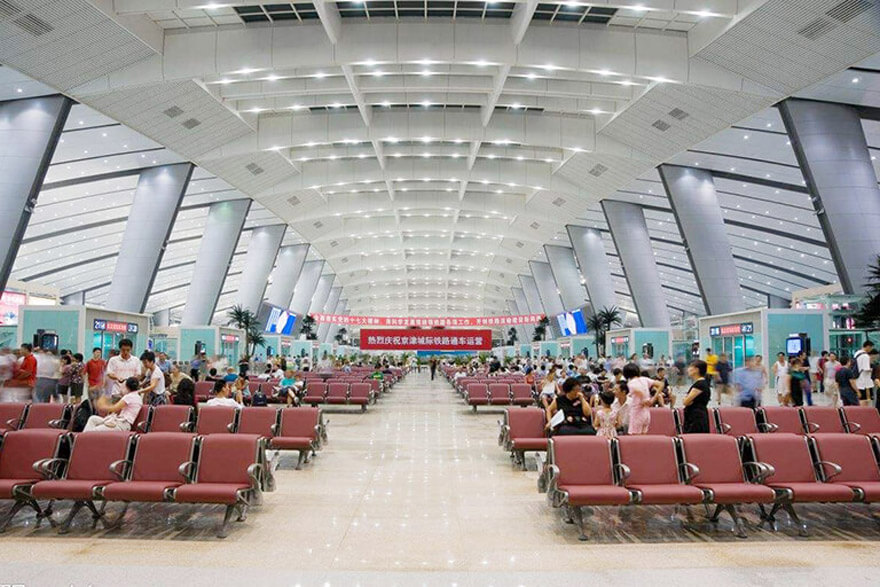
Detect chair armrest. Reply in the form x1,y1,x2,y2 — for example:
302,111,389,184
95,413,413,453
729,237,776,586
498,424,510,447
614,463,632,483
226,422,236,433
246,463,264,489
47,418,67,429
806,421,820,433
179,421,193,432
816,460,842,481
5,417,20,430
680,462,700,483
108,459,131,481
135,420,149,432
743,461,775,483
545,464,560,494
33,457,67,480
178,461,196,482
843,421,862,433
720,422,732,434
757,422,778,433
270,423,279,436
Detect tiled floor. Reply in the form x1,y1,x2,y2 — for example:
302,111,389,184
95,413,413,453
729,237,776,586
2,372,879,586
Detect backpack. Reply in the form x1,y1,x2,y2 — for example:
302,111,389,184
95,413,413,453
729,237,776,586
251,389,268,407
70,399,95,433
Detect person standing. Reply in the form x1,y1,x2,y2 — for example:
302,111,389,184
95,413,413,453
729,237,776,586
84,347,106,400
623,363,662,435
139,351,167,405
732,355,763,409
817,350,829,395
429,357,438,380
682,360,711,433
787,358,807,407
853,340,874,407
715,353,732,405
772,352,789,406
7,343,37,394
69,353,85,404
106,339,141,396
705,348,718,391
822,352,841,407
34,349,60,403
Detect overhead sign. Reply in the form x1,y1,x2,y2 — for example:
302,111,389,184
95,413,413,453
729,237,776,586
360,329,493,351
221,334,240,343
611,336,630,345
0,291,27,326
93,319,139,334
709,322,754,337
312,314,544,327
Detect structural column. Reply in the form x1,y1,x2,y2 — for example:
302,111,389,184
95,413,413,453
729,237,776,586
511,287,536,342
566,225,618,313
325,299,348,345
530,260,566,338
308,274,335,317
180,199,251,326
601,200,670,328
779,98,880,294
317,286,342,342
544,244,588,311
266,244,309,309
236,224,286,313
107,163,195,312
659,164,745,315
0,95,72,293
518,275,544,316
506,299,529,347
153,308,171,327
290,260,325,317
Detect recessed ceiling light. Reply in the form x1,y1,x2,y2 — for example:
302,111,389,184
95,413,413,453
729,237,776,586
15,88,23,93
852,77,861,84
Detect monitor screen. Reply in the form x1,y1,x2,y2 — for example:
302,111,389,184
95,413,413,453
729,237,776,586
786,337,803,356
264,305,297,335
556,308,587,336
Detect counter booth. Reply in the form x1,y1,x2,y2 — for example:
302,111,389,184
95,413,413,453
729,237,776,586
556,335,595,359
262,334,294,360
605,328,672,360
150,326,245,365
17,305,150,356
698,308,829,370
292,341,315,363
531,341,560,359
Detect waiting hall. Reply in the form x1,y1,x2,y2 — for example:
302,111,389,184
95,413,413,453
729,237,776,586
2,1,880,585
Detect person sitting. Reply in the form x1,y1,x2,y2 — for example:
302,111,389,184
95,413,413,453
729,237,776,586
205,368,223,383
206,379,243,408
173,378,195,406
257,365,273,380
545,377,596,436
232,376,251,405
223,367,238,383
276,370,301,405
83,377,143,432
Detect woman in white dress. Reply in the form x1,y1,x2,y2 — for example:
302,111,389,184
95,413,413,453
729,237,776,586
772,352,789,406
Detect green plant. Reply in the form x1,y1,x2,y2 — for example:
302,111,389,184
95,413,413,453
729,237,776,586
532,317,549,341
507,327,518,346
855,257,880,329
587,305,622,357
226,304,264,357
334,327,348,344
300,315,318,340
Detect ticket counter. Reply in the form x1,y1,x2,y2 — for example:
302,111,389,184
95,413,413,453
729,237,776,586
605,328,672,360
17,305,149,355
152,326,246,365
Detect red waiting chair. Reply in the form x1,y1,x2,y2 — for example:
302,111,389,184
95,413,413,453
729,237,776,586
170,434,263,538
348,383,372,411
325,383,349,405
716,407,759,436
31,432,133,533
303,382,327,405
269,408,322,469
810,433,880,503
0,403,28,434
679,434,775,538
646,408,678,436
501,407,548,471
195,406,239,434
488,383,512,406
20,404,70,430
841,406,880,435
615,436,704,505
546,436,632,540
0,429,67,531
757,407,804,434
466,384,489,412
801,406,846,434
100,433,197,526
147,405,193,433
510,384,535,407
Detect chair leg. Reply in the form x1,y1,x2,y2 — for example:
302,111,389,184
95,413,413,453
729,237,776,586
571,506,588,541
58,501,85,534
725,505,748,539
217,504,236,538
84,500,106,529
0,501,27,533
708,504,723,522
105,503,129,530
236,502,248,522
295,450,308,470
781,502,808,537
36,499,56,528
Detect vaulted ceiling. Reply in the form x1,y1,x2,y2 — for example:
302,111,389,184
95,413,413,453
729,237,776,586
3,0,880,323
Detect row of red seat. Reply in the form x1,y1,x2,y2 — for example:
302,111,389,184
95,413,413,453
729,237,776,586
302,382,376,410
465,383,535,410
0,430,264,537
546,432,880,540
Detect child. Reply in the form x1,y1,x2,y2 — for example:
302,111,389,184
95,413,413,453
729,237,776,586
593,390,621,439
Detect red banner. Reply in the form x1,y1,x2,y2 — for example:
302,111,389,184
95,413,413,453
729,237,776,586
360,329,493,351
312,313,543,327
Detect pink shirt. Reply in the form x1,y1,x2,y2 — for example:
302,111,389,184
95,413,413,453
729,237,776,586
118,391,143,425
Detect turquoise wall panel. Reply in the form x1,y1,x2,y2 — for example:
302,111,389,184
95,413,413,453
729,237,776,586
21,309,81,353
180,327,216,358
767,312,824,358
634,330,670,358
